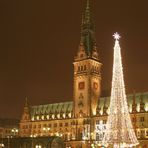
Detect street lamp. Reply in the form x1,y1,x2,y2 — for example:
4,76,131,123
0,143,4,148
11,128,18,137
30,134,36,148
42,127,50,136
35,144,42,148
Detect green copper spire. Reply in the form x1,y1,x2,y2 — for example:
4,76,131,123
80,0,97,57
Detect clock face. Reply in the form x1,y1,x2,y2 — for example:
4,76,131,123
93,82,98,90
78,82,85,90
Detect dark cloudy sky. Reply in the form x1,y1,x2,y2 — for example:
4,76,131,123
0,0,148,118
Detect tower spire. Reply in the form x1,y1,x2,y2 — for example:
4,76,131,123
86,0,90,9
76,0,99,60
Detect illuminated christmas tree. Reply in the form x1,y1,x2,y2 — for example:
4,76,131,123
102,33,139,148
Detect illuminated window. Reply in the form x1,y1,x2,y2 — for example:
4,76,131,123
41,116,44,120
37,116,39,120
52,114,55,119
63,113,66,118
68,112,71,118
57,114,60,119
46,115,49,119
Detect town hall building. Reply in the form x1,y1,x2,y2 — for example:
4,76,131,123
19,0,148,147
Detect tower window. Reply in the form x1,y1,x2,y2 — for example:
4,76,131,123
81,66,83,71
78,82,85,90
84,65,86,70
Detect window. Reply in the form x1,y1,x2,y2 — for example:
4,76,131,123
65,123,68,126
81,66,83,71
59,123,63,127
48,124,51,127
78,82,85,90
78,66,80,72
140,117,144,122
103,120,106,124
33,125,36,129
96,120,100,124
54,123,57,127
43,124,47,127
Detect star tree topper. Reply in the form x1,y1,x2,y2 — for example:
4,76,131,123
113,32,121,40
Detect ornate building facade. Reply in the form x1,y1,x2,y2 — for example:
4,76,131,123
19,0,148,147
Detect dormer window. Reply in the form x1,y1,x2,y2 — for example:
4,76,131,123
37,116,39,120
52,114,55,119
41,115,44,120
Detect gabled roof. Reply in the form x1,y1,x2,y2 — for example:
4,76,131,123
31,101,73,117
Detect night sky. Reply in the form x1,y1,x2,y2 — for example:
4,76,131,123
0,0,148,118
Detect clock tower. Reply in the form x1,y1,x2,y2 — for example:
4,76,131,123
73,0,102,117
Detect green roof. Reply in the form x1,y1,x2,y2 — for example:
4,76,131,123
30,92,148,119
31,101,73,118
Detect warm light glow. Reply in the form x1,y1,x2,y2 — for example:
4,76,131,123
145,104,148,111
113,32,121,40
52,114,55,119
41,115,44,120
63,113,66,118
137,104,140,112
102,33,139,147
46,115,49,119
31,117,34,121
68,112,72,118
37,116,39,120
57,114,60,118
11,128,18,134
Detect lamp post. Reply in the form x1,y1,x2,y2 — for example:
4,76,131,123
7,136,10,148
0,132,4,148
35,144,42,148
30,134,36,148
0,143,4,148
11,128,18,137
42,127,50,136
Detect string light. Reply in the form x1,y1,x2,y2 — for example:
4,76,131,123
102,33,139,148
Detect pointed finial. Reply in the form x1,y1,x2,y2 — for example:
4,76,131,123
113,32,121,40
86,0,90,9
25,97,29,107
